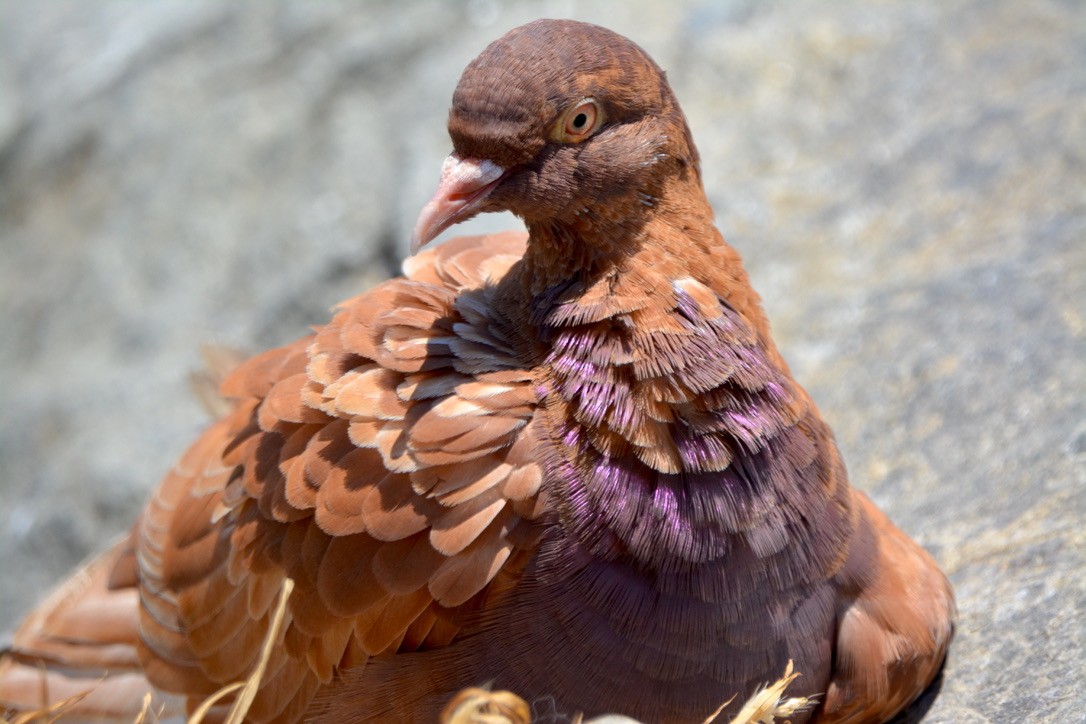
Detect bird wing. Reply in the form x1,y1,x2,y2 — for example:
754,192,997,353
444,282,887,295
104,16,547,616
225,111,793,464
128,230,546,721
819,489,956,723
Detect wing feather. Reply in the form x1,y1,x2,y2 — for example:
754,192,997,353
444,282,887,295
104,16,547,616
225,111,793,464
371,531,448,595
820,491,955,722
125,232,542,720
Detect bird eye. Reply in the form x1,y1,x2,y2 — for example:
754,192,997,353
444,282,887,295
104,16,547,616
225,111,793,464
555,99,602,143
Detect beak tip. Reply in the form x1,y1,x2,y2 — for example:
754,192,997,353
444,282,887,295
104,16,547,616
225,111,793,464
408,154,506,256
410,200,446,255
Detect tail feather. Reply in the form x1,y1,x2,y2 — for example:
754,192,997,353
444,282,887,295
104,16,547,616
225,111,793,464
0,535,185,721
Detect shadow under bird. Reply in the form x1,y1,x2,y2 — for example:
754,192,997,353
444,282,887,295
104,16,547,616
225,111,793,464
0,19,954,723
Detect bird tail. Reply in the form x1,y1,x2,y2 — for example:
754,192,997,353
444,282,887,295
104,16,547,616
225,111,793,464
0,532,184,721
188,343,250,420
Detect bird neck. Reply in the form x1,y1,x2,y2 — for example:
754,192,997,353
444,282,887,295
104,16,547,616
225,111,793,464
498,176,828,570
511,172,782,362
518,171,716,290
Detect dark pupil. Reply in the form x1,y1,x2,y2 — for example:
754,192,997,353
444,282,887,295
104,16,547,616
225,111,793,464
572,112,588,129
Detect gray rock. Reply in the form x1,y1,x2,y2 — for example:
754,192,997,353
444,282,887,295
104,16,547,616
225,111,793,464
1,1,1082,721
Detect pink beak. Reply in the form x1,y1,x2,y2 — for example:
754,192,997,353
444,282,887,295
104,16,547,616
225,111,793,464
411,154,506,253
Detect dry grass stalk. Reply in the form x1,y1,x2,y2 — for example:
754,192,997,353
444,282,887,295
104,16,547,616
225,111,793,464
719,660,816,724
0,686,93,724
437,661,816,724
132,692,155,724
186,683,244,723
189,578,294,724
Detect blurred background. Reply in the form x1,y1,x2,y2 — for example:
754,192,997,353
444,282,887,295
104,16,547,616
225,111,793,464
0,1,1082,720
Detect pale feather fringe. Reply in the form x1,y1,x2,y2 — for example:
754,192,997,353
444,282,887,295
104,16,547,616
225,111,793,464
2,583,814,724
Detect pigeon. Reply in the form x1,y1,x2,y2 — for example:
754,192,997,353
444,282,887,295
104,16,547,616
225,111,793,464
0,18,954,724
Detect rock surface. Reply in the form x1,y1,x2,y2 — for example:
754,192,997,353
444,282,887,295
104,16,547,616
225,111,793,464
1,1,1082,721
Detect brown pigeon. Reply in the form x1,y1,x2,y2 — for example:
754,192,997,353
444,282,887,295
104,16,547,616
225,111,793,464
0,19,954,724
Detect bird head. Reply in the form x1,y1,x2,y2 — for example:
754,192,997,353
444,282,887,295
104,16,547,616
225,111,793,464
412,19,701,252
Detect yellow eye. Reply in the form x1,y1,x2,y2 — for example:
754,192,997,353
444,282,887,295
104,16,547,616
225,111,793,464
555,99,602,143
